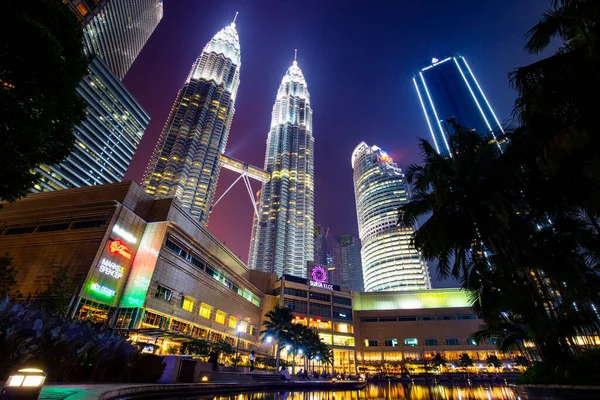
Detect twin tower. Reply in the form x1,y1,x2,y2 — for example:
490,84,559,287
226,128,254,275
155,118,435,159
142,21,314,278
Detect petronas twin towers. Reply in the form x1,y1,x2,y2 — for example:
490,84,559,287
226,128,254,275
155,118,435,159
143,19,314,277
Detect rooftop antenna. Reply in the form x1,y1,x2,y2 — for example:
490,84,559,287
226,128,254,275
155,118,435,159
294,48,297,62
232,11,238,24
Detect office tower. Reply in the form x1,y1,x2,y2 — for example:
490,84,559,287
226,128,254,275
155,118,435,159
351,142,431,292
248,56,314,278
314,224,328,266
77,0,164,79
413,54,504,157
34,0,160,192
143,21,241,226
332,234,364,292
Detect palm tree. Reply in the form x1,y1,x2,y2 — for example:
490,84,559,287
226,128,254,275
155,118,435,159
431,353,447,373
486,355,503,373
458,353,474,370
260,305,293,372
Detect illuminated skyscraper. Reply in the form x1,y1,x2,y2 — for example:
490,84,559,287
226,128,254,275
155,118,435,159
314,224,328,266
143,21,241,226
413,54,504,157
248,56,314,278
34,0,160,192
79,0,164,79
332,234,363,292
351,142,430,292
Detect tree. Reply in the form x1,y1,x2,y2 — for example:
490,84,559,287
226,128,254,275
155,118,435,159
431,353,447,372
39,265,72,316
210,339,234,361
486,355,503,371
0,255,16,297
458,353,474,370
0,0,88,203
260,305,293,372
180,339,210,356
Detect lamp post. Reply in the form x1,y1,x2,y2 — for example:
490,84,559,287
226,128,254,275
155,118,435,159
234,323,244,372
266,336,273,372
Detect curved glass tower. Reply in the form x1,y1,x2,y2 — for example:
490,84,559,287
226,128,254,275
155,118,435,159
248,58,314,278
351,142,430,292
143,22,241,225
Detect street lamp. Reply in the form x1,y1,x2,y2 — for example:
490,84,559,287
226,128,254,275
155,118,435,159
266,336,273,372
234,323,244,372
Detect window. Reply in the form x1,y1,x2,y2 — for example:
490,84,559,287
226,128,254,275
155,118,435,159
466,337,477,345
71,219,106,229
215,310,226,324
310,303,331,317
438,315,457,321
334,335,355,347
379,316,397,322
488,338,499,345
284,287,307,298
155,285,172,302
384,339,398,347
445,338,460,346
181,297,194,312
228,316,238,329
425,339,438,346
360,317,378,322
170,319,188,333
457,314,477,320
365,339,378,347
284,298,307,314
333,307,352,321
143,311,162,327
37,222,70,233
332,296,352,306
4,226,36,235
199,303,212,319
310,292,331,302
418,316,436,321
398,316,417,321
404,338,418,346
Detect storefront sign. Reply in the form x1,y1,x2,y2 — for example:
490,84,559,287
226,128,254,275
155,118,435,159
98,258,124,279
109,240,132,259
309,265,333,290
309,280,334,290
90,283,116,297
112,224,137,244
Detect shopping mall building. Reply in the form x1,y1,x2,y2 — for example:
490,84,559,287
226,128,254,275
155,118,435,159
0,182,514,372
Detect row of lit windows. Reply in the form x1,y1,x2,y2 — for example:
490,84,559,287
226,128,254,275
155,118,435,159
359,314,477,322
364,337,498,347
1,216,107,236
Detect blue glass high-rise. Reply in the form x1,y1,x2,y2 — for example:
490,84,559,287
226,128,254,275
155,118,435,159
413,54,504,157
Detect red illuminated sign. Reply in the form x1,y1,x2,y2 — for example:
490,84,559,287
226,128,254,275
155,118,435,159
109,240,132,260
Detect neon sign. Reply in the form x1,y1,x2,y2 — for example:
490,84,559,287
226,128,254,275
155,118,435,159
109,240,132,259
311,265,327,283
90,283,116,297
98,258,124,279
112,224,137,244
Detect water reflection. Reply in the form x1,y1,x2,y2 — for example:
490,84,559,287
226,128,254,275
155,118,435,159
197,383,516,400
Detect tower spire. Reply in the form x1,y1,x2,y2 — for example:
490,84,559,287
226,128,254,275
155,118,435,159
232,11,238,24
294,48,297,63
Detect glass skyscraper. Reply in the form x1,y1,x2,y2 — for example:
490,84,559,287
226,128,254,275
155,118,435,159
248,58,314,278
35,57,149,191
143,22,241,226
314,224,328,266
413,54,504,157
35,0,161,192
352,142,430,292
332,234,364,292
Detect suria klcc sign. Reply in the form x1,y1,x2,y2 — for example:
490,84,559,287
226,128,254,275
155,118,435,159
309,265,333,290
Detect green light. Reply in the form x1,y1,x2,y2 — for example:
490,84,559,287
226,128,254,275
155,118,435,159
90,283,116,297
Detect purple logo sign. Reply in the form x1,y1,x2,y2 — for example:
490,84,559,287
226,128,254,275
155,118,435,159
311,265,327,284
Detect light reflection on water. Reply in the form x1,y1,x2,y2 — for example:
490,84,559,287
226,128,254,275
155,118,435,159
200,383,516,400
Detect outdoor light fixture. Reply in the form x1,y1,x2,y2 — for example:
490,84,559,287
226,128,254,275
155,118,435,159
298,349,303,355
285,344,291,351
1,368,47,399
201,376,208,383
266,336,273,343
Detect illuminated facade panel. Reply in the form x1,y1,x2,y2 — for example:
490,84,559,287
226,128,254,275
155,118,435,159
413,54,504,157
351,142,430,292
248,58,314,277
35,57,149,191
143,22,241,226
352,288,472,311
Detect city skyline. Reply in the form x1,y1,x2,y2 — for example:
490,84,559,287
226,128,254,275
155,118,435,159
122,1,556,286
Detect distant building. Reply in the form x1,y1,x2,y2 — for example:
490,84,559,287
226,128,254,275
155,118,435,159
351,142,431,292
413,54,504,157
332,234,363,292
313,224,328,266
143,21,241,226
249,57,314,278
34,0,161,192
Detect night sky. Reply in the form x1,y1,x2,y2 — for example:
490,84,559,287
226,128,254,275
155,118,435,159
123,0,555,287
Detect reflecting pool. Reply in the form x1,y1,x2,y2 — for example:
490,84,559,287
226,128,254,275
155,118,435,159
192,383,517,400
